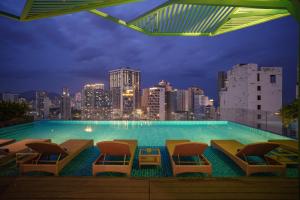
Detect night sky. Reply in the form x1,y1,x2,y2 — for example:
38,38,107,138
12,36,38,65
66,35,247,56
0,1,298,105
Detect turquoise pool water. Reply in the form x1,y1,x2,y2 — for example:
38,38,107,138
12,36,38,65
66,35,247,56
0,120,289,145
1,120,297,177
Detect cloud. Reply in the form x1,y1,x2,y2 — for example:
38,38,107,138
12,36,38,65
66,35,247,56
0,68,46,80
0,4,297,104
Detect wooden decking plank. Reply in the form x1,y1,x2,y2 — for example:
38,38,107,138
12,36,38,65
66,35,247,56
1,193,148,200
150,179,298,187
0,177,298,200
150,187,297,193
149,178,299,200
150,193,298,200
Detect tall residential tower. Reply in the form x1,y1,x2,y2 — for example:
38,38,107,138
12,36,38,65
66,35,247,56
81,83,112,120
60,87,71,120
109,67,141,118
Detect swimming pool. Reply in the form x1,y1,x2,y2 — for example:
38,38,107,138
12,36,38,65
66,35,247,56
0,120,289,145
1,120,297,177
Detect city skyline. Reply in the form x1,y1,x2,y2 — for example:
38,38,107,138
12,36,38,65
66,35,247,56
0,1,298,105
0,63,289,105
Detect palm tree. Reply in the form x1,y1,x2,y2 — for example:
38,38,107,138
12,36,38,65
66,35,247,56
279,99,298,128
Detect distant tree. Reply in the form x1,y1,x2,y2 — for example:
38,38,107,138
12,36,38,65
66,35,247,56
0,101,29,121
279,99,298,128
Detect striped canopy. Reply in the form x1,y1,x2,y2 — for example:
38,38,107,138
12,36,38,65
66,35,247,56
0,0,298,36
127,2,289,36
0,0,139,21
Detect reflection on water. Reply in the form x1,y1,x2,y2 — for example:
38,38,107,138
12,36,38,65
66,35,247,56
84,126,93,132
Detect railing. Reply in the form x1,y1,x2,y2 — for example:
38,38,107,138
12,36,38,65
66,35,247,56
219,108,298,139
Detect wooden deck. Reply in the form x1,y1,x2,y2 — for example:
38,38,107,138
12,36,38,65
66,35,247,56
0,177,298,200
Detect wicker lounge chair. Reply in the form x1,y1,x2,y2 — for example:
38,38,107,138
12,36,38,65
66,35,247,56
0,138,51,166
268,139,298,153
211,140,286,176
267,139,298,165
166,140,212,176
93,139,137,176
0,139,15,147
19,139,93,176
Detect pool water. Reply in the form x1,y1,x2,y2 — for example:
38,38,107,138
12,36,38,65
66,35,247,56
0,120,289,145
0,120,297,177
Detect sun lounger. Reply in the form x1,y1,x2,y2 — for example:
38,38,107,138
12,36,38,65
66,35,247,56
268,139,298,153
267,139,298,166
93,139,137,176
211,140,286,176
19,139,93,176
166,140,212,176
0,139,15,147
0,138,51,166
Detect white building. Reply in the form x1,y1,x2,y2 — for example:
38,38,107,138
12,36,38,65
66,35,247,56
219,63,282,133
148,87,165,120
2,93,19,103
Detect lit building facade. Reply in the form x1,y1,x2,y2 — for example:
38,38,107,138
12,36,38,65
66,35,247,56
187,87,204,113
175,89,189,112
141,88,149,113
74,92,82,110
194,94,214,120
35,91,50,119
157,80,175,120
219,63,282,133
147,87,165,120
81,83,112,120
109,67,141,118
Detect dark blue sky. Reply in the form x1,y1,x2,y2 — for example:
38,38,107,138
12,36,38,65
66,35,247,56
0,1,298,104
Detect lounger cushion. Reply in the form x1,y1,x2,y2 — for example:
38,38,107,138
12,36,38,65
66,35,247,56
236,143,279,158
244,156,267,165
26,142,68,156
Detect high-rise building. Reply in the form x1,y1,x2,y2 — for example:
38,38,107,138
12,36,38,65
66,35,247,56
219,63,282,133
166,91,177,120
193,94,212,120
141,88,150,113
2,93,19,103
109,67,141,118
35,91,50,119
43,97,51,119
81,83,112,120
158,80,172,92
175,89,189,112
217,71,227,106
60,87,71,120
187,87,204,113
147,87,165,120
74,92,82,110
157,80,175,120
